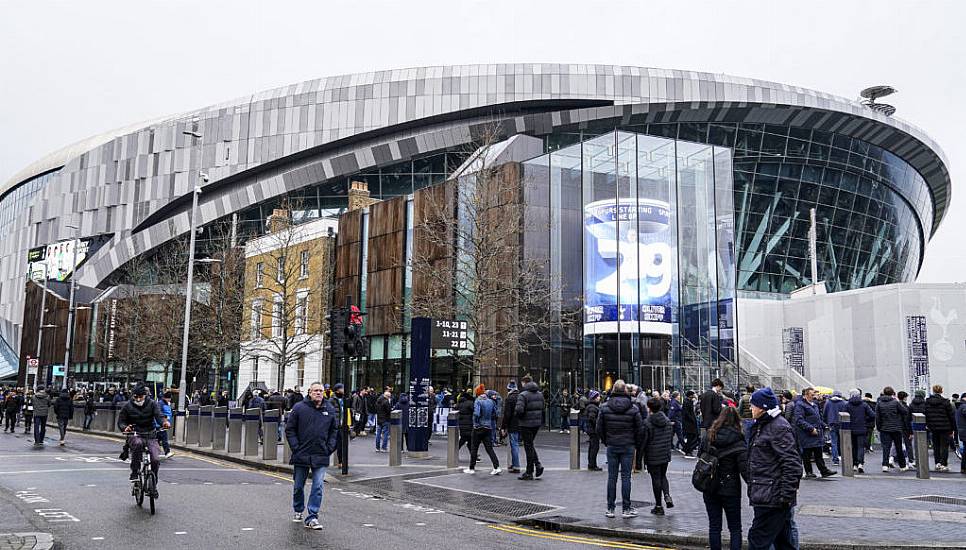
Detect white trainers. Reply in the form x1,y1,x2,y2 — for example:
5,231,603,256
293,512,303,522
937,464,949,472
882,465,891,472
490,467,502,476
899,465,910,472
856,464,864,473
463,468,475,474
304,518,323,530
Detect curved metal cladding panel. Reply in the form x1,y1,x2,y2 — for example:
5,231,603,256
0,64,952,354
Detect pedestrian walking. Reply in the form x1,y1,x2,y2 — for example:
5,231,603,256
501,381,522,473
557,389,572,433
792,387,836,478
596,380,642,518
374,389,392,452
158,393,174,457
897,391,916,466
585,390,602,471
823,390,847,465
924,384,956,471
875,386,910,472
22,390,34,435
514,375,544,480
641,397,674,515
31,388,50,446
52,390,73,446
738,385,755,443
700,379,725,430
83,392,96,431
668,391,684,451
838,390,871,473
682,390,700,455
455,389,475,457
956,394,966,474
465,385,501,475
351,388,368,437
285,382,338,530
3,390,21,433
746,387,803,550
698,406,749,550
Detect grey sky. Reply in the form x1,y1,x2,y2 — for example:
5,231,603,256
1,0,962,282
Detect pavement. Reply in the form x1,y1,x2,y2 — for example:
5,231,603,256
41,423,966,549
0,427,674,550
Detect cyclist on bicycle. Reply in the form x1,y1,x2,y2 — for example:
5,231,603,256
117,386,170,486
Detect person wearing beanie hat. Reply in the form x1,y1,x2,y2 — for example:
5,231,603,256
824,390,848,465
747,387,803,549
584,390,602,471
793,388,837,479
465,383,500,475
474,384,486,397
501,382,522,473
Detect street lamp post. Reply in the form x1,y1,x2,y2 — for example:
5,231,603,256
176,128,208,432
62,224,80,390
33,263,49,391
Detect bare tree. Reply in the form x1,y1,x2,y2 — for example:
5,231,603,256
408,126,577,387
243,199,330,392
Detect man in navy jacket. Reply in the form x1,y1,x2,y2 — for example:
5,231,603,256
285,382,339,530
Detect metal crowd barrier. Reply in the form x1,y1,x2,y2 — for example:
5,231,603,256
227,407,243,453
243,408,260,457
186,404,200,445
198,405,213,448
262,409,279,461
212,406,228,450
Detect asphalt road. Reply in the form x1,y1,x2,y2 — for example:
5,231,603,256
0,428,672,550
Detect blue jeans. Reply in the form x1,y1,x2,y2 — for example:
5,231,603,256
704,490,742,550
851,433,867,465
508,431,520,469
829,426,840,462
606,444,634,511
375,421,390,450
742,419,755,444
33,415,47,444
293,465,326,522
367,413,376,429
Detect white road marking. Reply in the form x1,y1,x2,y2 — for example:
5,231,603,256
85,484,97,487
34,508,80,522
15,490,49,504
203,482,213,485
175,531,187,535
91,537,104,540
0,467,227,475
241,527,254,531
416,522,426,526
362,523,374,527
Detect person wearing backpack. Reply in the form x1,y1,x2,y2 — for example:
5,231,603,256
696,407,749,550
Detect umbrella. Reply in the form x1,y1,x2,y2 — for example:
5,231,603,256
813,386,834,395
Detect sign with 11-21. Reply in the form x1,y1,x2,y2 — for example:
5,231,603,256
430,319,469,350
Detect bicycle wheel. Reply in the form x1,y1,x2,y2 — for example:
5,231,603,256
146,472,157,515
134,477,144,507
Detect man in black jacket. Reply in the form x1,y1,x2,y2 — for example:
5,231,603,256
118,386,170,484
500,381,521,473
584,390,602,471
746,387,803,550
875,387,909,472
455,389,475,458
681,390,700,456
924,384,956,471
514,375,544,480
596,380,642,518
374,390,393,452
699,379,725,429
285,382,338,529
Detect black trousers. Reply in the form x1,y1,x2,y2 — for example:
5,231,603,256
519,426,541,474
4,412,16,432
648,462,670,506
587,433,600,468
683,431,699,455
932,431,950,466
457,429,473,454
801,446,830,475
748,506,796,550
470,427,499,470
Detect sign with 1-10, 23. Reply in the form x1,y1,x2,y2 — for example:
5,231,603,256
430,319,469,350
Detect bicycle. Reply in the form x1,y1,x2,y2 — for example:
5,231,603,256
125,430,159,515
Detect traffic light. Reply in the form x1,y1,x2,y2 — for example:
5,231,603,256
343,305,367,358
326,308,347,357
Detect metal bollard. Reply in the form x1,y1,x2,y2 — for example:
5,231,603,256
569,409,580,471
212,406,228,450
227,407,243,453
282,412,292,464
198,405,213,448
389,410,402,467
174,408,187,443
913,412,930,479
446,411,459,468
186,405,200,445
839,412,853,477
72,404,82,428
243,408,260,457
262,409,279,461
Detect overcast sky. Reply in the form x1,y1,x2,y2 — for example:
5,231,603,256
1,0,963,282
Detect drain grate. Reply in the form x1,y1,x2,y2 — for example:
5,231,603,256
901,495,966,507
352,472,560,520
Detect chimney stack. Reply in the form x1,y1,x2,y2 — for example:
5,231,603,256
348,180,379,211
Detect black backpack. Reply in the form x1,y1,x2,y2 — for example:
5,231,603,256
691,442,744,493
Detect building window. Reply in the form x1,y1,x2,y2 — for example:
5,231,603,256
255,262,264,288
272,296,283,338
297,354,305,388
252,356,260,382
276,256,286,284
300,250,309,278
295,290,308,335
250,300,263,340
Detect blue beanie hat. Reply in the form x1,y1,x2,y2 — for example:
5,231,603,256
588,390,600,401
507,380,517,391
750,387,779,410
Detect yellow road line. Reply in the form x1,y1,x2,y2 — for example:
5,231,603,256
489,523,673,549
